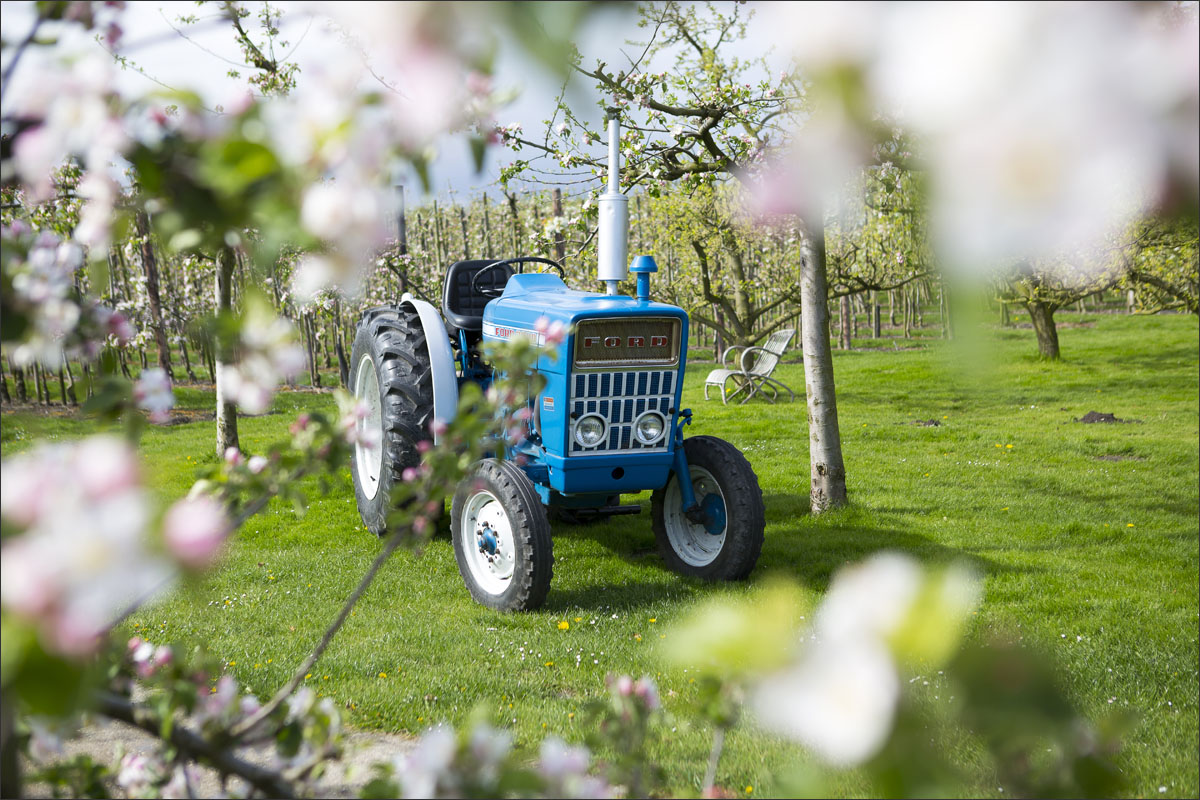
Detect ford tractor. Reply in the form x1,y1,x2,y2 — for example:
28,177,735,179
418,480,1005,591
348,114,765,611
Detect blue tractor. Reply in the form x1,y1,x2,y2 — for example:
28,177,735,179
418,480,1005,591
348,115,765,611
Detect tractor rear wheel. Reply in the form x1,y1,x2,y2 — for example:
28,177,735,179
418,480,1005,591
452,459,553,612
350,306,436,536
652,435,765,581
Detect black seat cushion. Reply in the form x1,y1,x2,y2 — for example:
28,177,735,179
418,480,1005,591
442,260,513,332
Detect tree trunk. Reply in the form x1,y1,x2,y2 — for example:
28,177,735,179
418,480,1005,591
872,291,881,339
214,245,240,457
839,294,852,350
180,335,197,381
1026,300,1061,359
714,305,725,361
799,217,848,513
135,211,175,379
0,359,9,404
63,360,78,405
9,357,27,402
889,290,897,326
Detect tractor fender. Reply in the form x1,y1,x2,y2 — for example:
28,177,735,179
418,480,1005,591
400,293,459,441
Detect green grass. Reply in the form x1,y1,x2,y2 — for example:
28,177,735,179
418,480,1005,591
2,312,1197,797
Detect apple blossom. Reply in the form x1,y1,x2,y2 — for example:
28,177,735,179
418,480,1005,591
752,638,900,767
133,368,175,424
163,496,232,568
0,436,172,656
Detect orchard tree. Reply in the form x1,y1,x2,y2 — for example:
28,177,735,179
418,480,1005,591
645,182,805,349
1123,213,1199,315
825,161,936,345
503,0,850,512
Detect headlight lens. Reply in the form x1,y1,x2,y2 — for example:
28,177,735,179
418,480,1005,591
574,414,607,448
634,411,666,445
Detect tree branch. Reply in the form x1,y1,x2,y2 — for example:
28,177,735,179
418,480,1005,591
95,692,298,799
229,526,406,739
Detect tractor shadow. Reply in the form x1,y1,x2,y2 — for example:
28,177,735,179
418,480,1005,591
544,491,1021,610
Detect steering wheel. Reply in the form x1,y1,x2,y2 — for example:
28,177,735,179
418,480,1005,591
471,257,566,299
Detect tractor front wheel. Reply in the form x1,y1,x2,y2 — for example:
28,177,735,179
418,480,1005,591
452,459,554,611
652,435,765,581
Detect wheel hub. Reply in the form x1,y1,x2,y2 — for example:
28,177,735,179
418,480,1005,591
477,522,500,557
699,492,727,535
460,491,516,595
663,465,728,568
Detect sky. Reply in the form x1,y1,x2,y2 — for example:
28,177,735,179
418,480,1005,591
2,1,772,204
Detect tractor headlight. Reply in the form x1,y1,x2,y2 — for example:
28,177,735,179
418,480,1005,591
574,414,607,448
634,411,666,445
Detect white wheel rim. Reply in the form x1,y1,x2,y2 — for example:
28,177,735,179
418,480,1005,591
460,491,516,595
663,465,727,567
354,354,384,500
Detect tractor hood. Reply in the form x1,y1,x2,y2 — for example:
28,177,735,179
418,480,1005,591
481,273,687,374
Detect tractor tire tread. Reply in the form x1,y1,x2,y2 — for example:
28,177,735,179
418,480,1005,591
350,305,436,536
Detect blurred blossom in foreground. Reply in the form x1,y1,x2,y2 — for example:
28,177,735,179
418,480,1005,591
0,437,173,655
163,495,232,569
133,368,175,424
1,227,129,368
747,553,980,766
762,1,1199,270
221,298,307,414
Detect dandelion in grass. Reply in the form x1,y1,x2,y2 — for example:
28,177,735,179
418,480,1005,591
558,621,570,630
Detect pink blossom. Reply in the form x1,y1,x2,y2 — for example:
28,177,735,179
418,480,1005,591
417,440,433,454
290,413,312,435
134,368,175,424
75,435,141,501
163,496,231,568
466,70,492,97
247,455,268,474
402,467,419,482
634,677,660,710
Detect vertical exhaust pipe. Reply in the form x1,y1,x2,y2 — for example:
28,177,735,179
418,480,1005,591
597,110,628,295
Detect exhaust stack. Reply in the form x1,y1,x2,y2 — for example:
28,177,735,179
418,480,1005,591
596,110,629,296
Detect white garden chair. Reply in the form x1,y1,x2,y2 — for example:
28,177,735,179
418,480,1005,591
704,329,798,405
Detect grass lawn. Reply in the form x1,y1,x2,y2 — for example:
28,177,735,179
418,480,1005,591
2,312,1197,797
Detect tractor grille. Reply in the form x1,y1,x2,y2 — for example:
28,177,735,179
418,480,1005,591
569,370,676,455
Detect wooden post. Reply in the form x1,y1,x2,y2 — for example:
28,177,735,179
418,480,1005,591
482,194,494,259
433,199,446,267
552,188,565,263
458,204,471,259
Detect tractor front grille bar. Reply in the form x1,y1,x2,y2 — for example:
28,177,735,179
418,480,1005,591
568,369,675,456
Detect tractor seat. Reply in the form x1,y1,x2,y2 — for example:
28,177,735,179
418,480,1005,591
442,260,513,333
